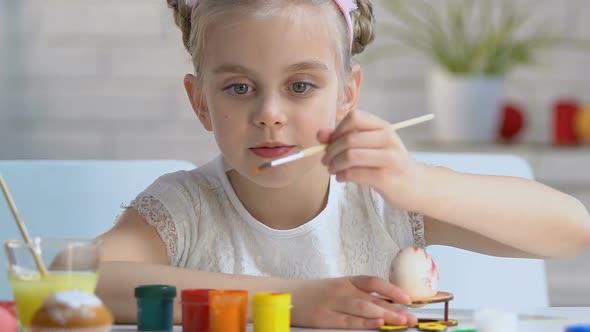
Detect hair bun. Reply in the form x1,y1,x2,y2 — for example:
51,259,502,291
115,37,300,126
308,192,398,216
351,0,376,55
166,0,193,54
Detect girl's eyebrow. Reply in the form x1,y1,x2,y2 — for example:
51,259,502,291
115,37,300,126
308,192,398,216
212,61,329,75
213,64,254,75
285,61,329,72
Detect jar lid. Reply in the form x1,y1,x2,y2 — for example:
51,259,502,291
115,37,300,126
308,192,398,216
566,325,590,332
181,289,211,303
253,292,291,307
135,285,177,299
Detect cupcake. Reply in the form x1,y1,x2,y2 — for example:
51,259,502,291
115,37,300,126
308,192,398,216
30,290,113,332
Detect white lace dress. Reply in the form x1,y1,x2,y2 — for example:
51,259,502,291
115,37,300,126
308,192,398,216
127,155,425,280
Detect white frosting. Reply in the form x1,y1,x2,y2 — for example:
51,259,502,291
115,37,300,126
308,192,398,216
389,246,440,300
48,290,102,308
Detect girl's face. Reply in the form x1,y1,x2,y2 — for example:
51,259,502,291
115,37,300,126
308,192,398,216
190,7,353,188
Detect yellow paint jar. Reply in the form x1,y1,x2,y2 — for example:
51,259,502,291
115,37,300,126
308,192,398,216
253,292,291,332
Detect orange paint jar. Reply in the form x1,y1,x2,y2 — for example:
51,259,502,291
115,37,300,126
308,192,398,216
209,290,248,332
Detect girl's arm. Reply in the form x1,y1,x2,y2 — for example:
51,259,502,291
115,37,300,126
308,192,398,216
96,209,296,323
96,209,416,328
415,165,590,259
320,110,590,259
97,261,295,324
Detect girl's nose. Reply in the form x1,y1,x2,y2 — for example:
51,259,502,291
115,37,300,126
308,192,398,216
253,94,288,128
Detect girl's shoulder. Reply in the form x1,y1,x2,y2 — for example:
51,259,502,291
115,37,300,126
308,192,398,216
129,157,229,266
148,156,225,195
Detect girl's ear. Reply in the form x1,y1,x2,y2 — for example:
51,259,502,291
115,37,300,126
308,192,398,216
184,73,213,131
337,63,363,121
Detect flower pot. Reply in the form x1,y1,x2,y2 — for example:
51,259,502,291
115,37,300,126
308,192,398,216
428,69,505,143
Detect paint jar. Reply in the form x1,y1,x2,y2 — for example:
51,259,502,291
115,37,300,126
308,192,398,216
253,292,291,332
565,325,590,332
554,99,580,145
181,289,211,332
209,290,248,332
135,284,177,331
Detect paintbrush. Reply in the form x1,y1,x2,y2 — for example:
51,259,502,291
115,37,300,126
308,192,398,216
252,113,434,175
0,174,49,276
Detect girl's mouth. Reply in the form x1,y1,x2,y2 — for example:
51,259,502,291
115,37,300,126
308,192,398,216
250,144,295,159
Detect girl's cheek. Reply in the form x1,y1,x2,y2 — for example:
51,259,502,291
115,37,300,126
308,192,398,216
295,112,333,140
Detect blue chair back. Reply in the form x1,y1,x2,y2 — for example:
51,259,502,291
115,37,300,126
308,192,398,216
0,160,196,299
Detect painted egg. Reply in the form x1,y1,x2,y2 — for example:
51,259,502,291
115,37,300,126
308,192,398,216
389,246,439,300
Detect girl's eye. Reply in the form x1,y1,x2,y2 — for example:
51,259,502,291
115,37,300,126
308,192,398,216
226,83,254,95
291,82,314,94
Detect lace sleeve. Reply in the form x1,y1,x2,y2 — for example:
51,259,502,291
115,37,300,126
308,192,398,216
366,186,427,249
408,211,426,248
128,195,179,265
121,171,199,268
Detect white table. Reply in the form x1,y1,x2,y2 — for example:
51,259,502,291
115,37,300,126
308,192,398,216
112,307,590,331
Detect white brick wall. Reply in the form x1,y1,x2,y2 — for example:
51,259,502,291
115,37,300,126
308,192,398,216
2,0,590,162
1,0,589,305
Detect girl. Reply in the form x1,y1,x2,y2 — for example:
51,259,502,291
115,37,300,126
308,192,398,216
96,0,590,329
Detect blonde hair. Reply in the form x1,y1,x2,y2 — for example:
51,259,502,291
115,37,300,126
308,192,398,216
166,0,375,77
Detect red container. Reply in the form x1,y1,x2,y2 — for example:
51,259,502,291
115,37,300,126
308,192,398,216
182,289,211,332
554,99,580,145
0,301,17,318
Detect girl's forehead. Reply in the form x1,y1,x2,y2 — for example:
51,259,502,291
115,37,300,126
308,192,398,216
201,8,341,74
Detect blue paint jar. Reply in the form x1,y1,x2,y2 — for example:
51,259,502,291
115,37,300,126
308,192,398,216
566,325,590,332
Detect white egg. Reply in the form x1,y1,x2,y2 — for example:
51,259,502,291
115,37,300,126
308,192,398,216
389,246,440,301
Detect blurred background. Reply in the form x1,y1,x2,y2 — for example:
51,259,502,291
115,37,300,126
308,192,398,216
1,0,589,305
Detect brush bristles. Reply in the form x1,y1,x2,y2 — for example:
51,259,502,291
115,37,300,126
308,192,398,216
252,163,271,175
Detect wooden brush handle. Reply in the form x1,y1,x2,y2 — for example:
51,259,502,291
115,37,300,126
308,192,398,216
0,175,49,276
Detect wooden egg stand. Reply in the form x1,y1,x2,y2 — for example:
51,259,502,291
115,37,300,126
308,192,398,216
408,291,456,325
381,291,456,331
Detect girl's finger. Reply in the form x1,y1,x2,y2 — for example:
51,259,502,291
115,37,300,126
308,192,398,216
370,297,418,326
331,110,390,141
322,129,401,166
312,310,384,330
389,128,408,152
332,296,410,326
350,276,412,305
326,148,403,174
333,314,384,330
330,298,403,329
333,297,388,319
317,128,334,144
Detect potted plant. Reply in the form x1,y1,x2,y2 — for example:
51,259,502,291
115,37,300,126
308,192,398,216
362,0,561,143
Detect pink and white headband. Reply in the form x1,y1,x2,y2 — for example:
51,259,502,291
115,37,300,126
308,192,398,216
185,0,358,47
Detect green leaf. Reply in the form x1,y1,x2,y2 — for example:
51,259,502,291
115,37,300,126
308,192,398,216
366,0,579,75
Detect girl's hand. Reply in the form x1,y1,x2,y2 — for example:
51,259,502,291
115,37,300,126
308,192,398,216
318,110,424,211
291,276,418,329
